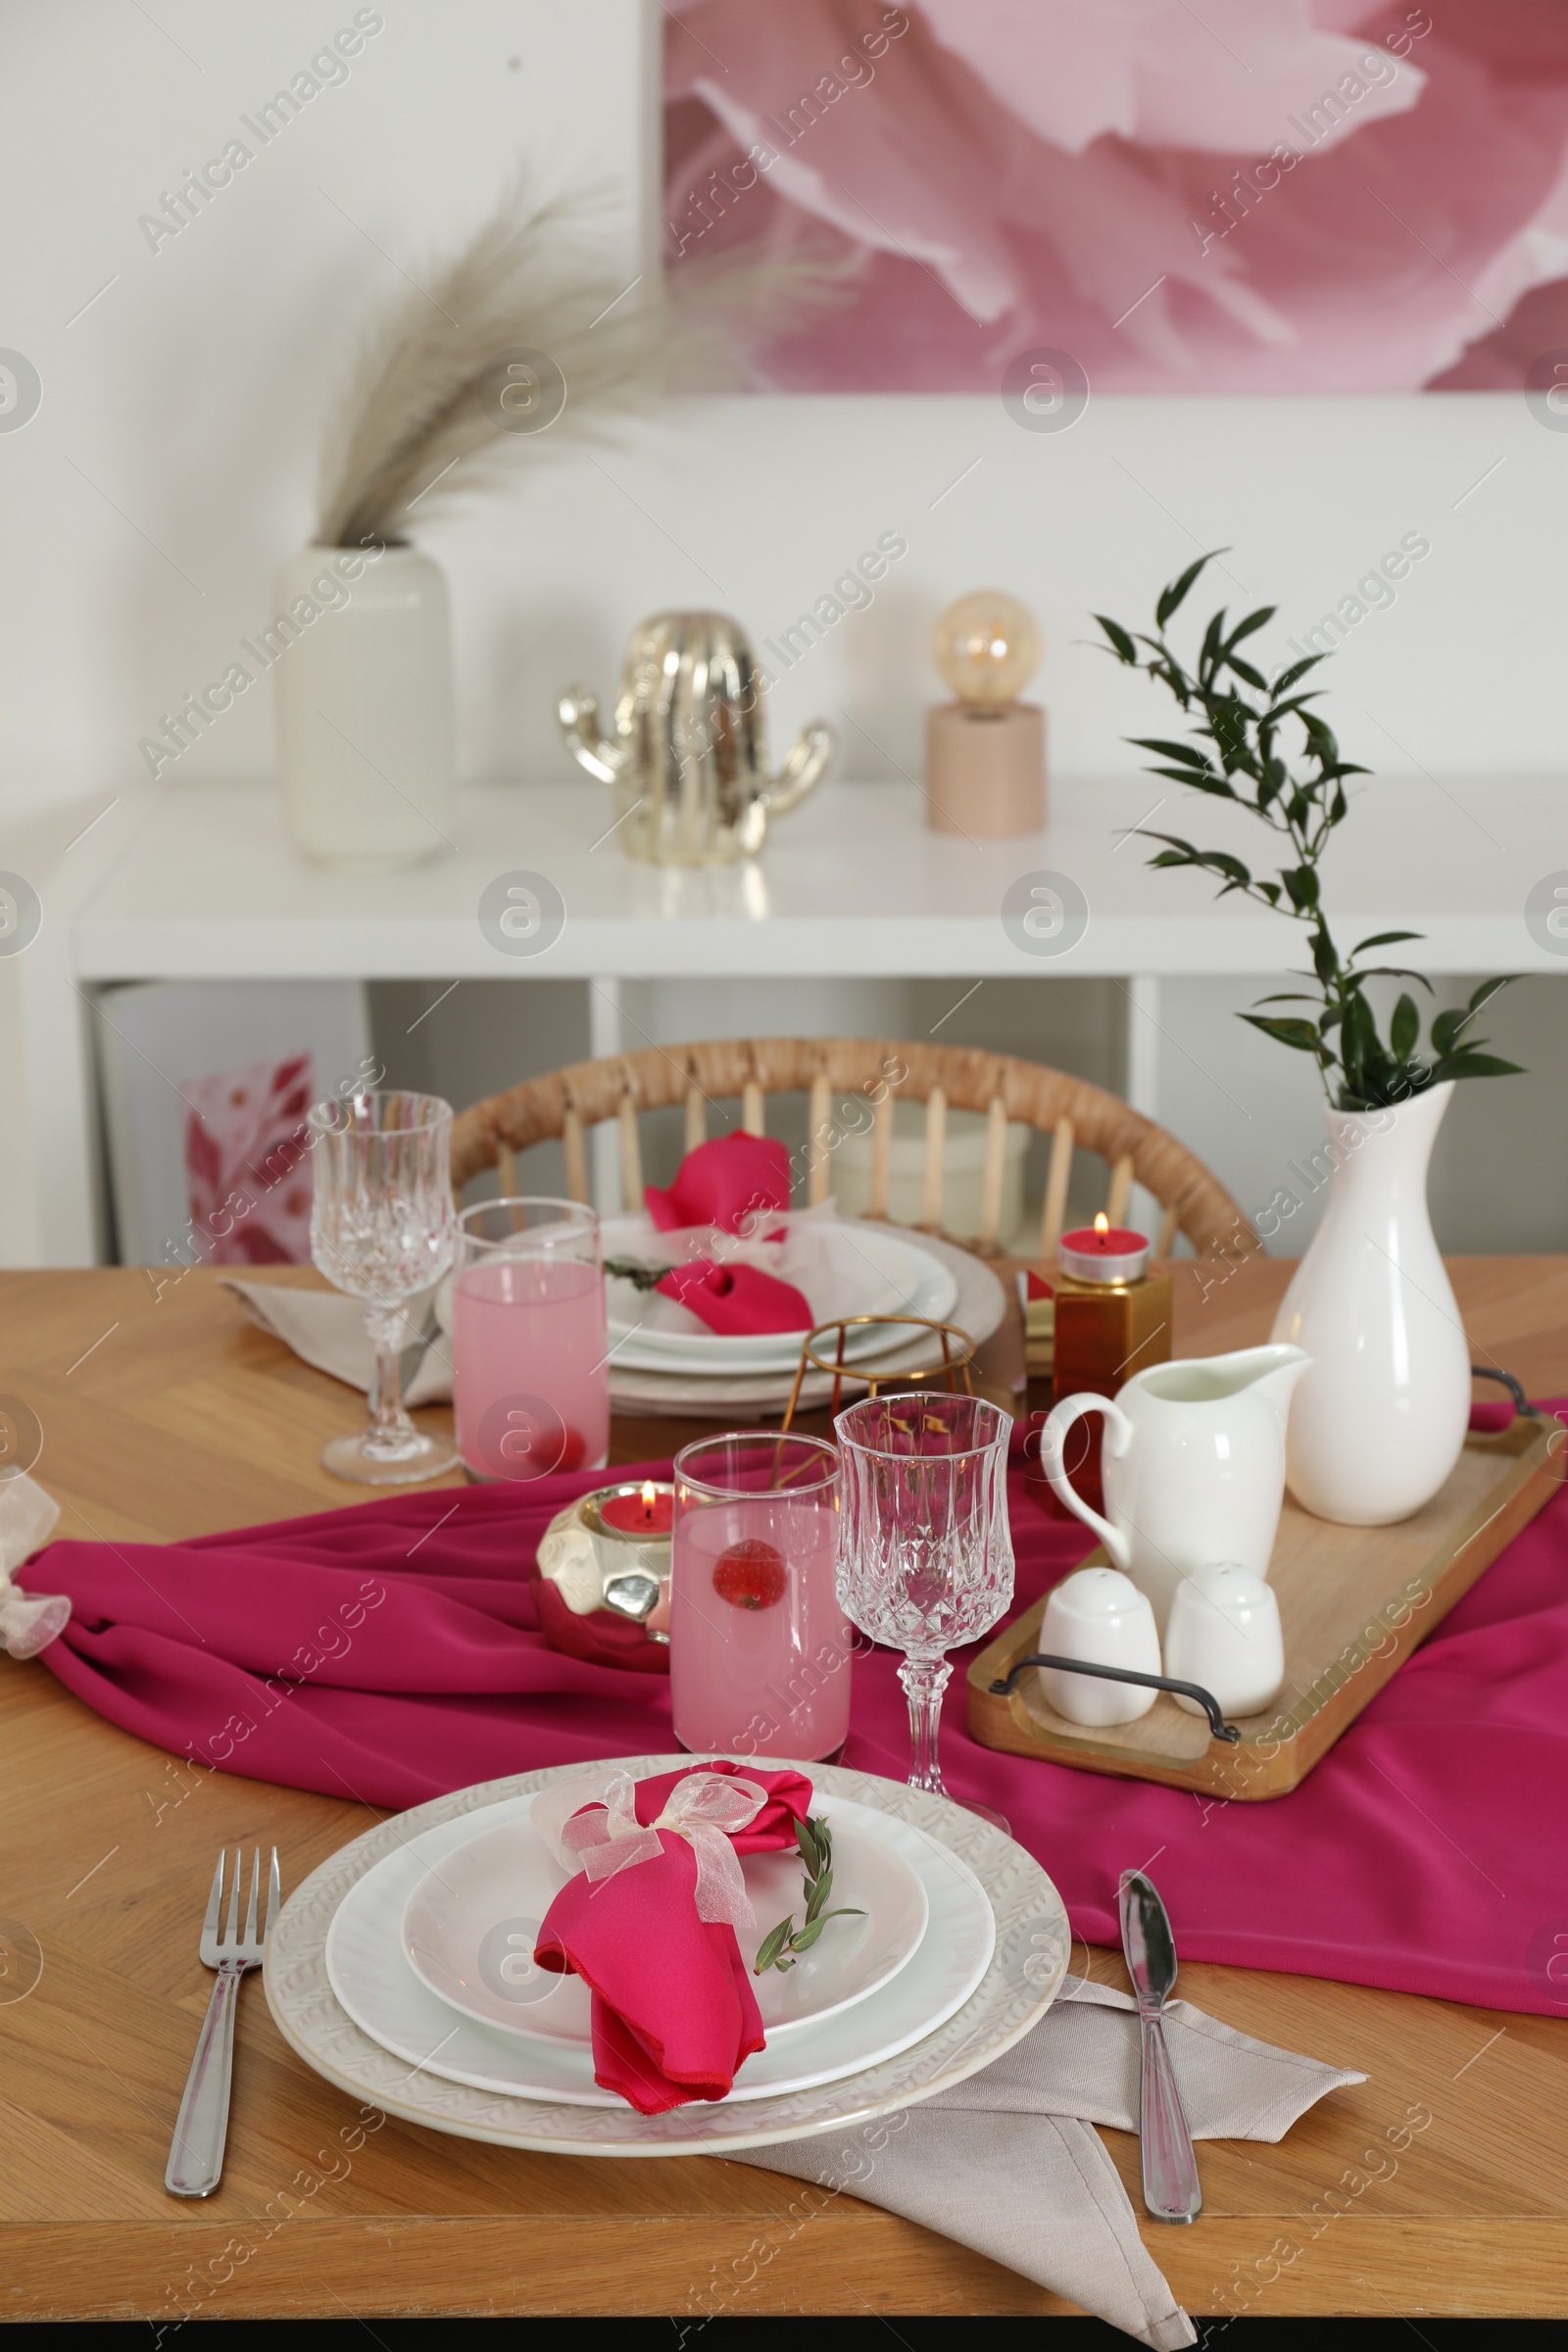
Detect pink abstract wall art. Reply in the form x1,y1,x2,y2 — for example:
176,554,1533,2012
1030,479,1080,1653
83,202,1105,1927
663,2,1568,395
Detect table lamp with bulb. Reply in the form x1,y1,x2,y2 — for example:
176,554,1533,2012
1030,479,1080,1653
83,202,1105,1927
925,589,1046,836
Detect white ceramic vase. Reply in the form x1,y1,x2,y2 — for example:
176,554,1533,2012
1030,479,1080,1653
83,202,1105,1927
1270,1080,1470,1525
272,542,454,872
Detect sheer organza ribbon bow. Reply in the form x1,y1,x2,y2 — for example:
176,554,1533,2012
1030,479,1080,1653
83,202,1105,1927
0,1474,69,1660
532,1766,766,1934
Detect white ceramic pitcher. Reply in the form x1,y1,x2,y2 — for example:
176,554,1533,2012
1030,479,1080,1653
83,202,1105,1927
1040,1345,1312,1634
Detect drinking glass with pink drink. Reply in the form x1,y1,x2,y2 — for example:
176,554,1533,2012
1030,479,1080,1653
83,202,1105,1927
452,1199,609,1481
670,1433,849,1761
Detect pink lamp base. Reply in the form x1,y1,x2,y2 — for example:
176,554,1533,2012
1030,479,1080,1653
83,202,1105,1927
923,702,1047,837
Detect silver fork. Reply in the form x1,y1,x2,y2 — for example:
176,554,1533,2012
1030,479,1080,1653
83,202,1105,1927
166,1847,280,2198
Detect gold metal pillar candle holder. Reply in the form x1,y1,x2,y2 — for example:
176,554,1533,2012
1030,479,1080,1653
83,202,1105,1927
780,1315,977,1429
1052,1222,1172,1405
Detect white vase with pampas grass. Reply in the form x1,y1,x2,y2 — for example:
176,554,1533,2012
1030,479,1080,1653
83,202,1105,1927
275,189,671,873
274,538,454,872
275,190,851,870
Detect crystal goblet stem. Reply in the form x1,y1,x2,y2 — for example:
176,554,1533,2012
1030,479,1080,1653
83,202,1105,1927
361,1301,425,1464
900,1656,953,1797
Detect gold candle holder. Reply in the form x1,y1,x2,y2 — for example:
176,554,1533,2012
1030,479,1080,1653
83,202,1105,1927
539,1480,673,1641
1052,1218,1172,1406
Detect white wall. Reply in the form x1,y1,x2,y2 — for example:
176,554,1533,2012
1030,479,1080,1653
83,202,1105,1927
0,0,654,814
3,0,1565,1258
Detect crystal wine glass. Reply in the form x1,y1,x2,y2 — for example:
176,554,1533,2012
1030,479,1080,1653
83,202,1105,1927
309,1090,457,1485
835,1391,1014,1819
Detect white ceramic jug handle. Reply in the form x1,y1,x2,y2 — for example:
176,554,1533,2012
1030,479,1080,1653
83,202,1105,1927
1040,1394,1133,1566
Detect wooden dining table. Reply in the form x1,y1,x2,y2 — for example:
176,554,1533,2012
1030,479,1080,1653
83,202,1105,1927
2,1252,1566,2324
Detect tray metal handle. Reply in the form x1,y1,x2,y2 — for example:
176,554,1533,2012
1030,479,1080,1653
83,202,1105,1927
990,1654,1241,1742
1470,1364,1537,1417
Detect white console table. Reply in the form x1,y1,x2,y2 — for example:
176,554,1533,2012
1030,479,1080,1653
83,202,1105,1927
8,773,1560,1263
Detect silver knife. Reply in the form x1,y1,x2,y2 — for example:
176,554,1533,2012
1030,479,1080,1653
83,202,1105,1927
1119,1868,1201,2224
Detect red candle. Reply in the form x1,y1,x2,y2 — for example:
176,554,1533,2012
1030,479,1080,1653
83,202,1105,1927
1058,1212,1150,1286
599,1481,674,1536
1059,1224,1148,1256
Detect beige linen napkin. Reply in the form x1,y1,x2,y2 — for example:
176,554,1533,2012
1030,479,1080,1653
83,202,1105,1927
0,1472,68,1657
221,1220,1015,1423
728,1974,1365,2346
220,1280,452,1405
220,1278,873,1423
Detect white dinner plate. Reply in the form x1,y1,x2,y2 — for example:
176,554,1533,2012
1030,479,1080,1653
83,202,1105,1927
400,1800,928,2047
431,1227,1005,1421
605,1234,1010,1420
602,1218,958,1374
269,1756,1069,2155
322,1786,995,2107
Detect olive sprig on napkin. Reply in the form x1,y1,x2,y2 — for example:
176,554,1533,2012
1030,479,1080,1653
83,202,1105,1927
753,1814,863,1975
602,1255,675,1290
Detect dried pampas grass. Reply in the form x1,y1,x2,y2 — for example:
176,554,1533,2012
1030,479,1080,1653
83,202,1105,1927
316,183,855,551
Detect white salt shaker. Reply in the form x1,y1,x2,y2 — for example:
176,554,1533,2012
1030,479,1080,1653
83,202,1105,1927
1164,1562,1285,1719
1037,1566,1162,1726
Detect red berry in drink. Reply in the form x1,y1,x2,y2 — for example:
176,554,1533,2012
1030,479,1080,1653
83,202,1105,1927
712,1539,787,1610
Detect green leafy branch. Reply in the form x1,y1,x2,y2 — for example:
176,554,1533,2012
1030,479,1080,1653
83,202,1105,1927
1095,553,1521,1110
753,1814,863,1975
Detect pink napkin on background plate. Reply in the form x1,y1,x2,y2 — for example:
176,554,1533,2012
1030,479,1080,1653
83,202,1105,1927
645,1132,791,1236
532,1761,811,2113
16,1409,1568,2017
655,1256,813,1336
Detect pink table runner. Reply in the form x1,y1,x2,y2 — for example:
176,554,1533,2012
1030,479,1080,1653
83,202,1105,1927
20,1427,1568,2017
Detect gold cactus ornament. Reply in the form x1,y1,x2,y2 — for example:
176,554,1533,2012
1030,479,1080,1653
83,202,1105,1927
559,611,835,864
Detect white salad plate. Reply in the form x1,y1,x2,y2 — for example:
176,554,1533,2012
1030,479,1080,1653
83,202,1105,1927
322,1788,989,2107
400,1797,929,2046
602,1217,958,1374
267,1756,1069,2157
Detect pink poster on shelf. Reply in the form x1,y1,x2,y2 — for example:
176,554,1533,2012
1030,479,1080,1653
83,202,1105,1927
663,3,1568,395
183,1054,316,1265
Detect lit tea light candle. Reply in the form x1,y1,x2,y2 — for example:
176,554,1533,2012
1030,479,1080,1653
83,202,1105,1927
1058,1211,1150,1286
538,1483,674,1647
596,1480,675,1537
1047,1214,1172,1494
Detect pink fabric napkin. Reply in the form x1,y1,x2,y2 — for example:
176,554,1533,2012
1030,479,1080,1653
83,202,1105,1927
655,1256,813,1336
533,1760,811,2113
645,1132,791,1235
16,1408,1568,2016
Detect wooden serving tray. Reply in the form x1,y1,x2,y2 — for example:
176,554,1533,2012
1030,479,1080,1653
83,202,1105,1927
968,1415,1562,1799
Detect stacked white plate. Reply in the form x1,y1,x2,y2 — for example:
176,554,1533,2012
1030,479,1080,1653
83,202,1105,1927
265,1755,1071,2156
599,1217,1010,1419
